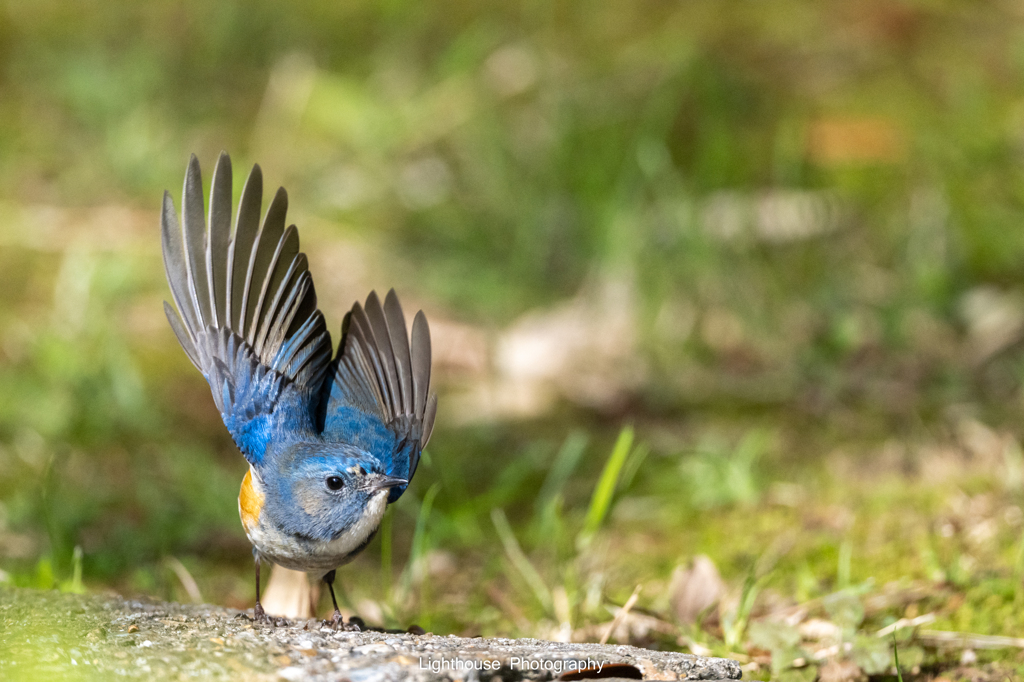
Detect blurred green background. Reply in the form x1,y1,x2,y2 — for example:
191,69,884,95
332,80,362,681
4,1,1024,678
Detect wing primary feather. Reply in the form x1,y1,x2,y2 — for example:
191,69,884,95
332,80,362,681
286,276,318,338
182,154,211,329
422,392,438,448
263,258,310,362
349,311,391,413
350,303,395,418
383,289,413,416
363,291,402,415
275,310,321,373
243,187,288,343
252,225,299,356
207,152,232,327
342,343,386,412
230,165,263,332
281,312,329,383
333,311,385,413
410,309,431,420
163,301,200,369
160,191,199,336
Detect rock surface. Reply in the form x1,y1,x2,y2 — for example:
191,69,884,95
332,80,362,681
0,587,741,681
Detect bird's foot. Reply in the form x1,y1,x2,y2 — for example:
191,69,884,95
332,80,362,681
252,602,273,625
323,611,362,631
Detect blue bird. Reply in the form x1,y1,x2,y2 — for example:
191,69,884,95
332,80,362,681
160,153,437,626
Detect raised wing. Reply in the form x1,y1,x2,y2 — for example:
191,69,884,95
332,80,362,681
322,290,437,502
162,153,332,465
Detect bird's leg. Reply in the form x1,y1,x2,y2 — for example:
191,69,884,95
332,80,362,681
323,570,360,631
323,569,343,625
253,552,270,624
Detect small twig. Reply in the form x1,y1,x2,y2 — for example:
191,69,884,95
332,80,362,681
812,642,852,661
600,584,642,645
916,630,1024,650
165,557,202,604
485,583,532,633
876,613,936,637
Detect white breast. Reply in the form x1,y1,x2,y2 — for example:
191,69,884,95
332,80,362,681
245,491,389,576
316,492,388,559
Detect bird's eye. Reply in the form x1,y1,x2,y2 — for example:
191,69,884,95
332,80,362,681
359,466,367,476
326,476,344,491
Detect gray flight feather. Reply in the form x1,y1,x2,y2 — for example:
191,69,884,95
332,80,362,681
410,310,431,422
327,291,436,452
242,187,287,341
164,301,200,370
384,289,413,415
207,152,232,328
349,302,395,418
182,155,212,328
228,165,262,331
363,291,402,416
252,225,299,357
422,392,438,448
161,192,198,342
261,253,309,359
161,153,331,396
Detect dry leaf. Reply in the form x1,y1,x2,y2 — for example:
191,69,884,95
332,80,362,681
669,555,725,625
818,659,866,682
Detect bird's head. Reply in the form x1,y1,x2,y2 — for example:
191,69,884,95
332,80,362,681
261,443,406,543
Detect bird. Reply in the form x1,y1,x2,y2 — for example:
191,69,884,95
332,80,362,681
159,152,436,627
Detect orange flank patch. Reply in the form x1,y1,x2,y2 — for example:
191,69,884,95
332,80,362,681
238,468,264,532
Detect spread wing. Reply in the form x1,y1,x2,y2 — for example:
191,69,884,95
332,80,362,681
321,290,437,502
162,153,332,465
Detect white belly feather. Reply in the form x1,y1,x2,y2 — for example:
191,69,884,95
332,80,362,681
245,492,389,576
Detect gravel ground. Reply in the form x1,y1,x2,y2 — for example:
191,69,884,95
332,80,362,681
0,587,741,681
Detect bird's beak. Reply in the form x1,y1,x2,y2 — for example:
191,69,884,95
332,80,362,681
361,475,408,492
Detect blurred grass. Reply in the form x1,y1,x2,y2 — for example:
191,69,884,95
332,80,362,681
4,1,1024,679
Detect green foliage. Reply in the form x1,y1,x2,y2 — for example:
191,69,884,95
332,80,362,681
681,430,767,510
824,588,866,636
747,620,802,676
579,426,634,545
722,569,762,650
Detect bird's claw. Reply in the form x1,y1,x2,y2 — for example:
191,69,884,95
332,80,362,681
252,603,287,626
322,611,362,631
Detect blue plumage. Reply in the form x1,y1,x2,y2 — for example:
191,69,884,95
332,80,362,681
160,153,437,625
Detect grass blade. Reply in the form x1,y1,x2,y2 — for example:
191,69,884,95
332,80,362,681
491,507,553,613
580,426,634,546
535,430,589,514
893,634,904,682
400,482,440,594
380,510,393,599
